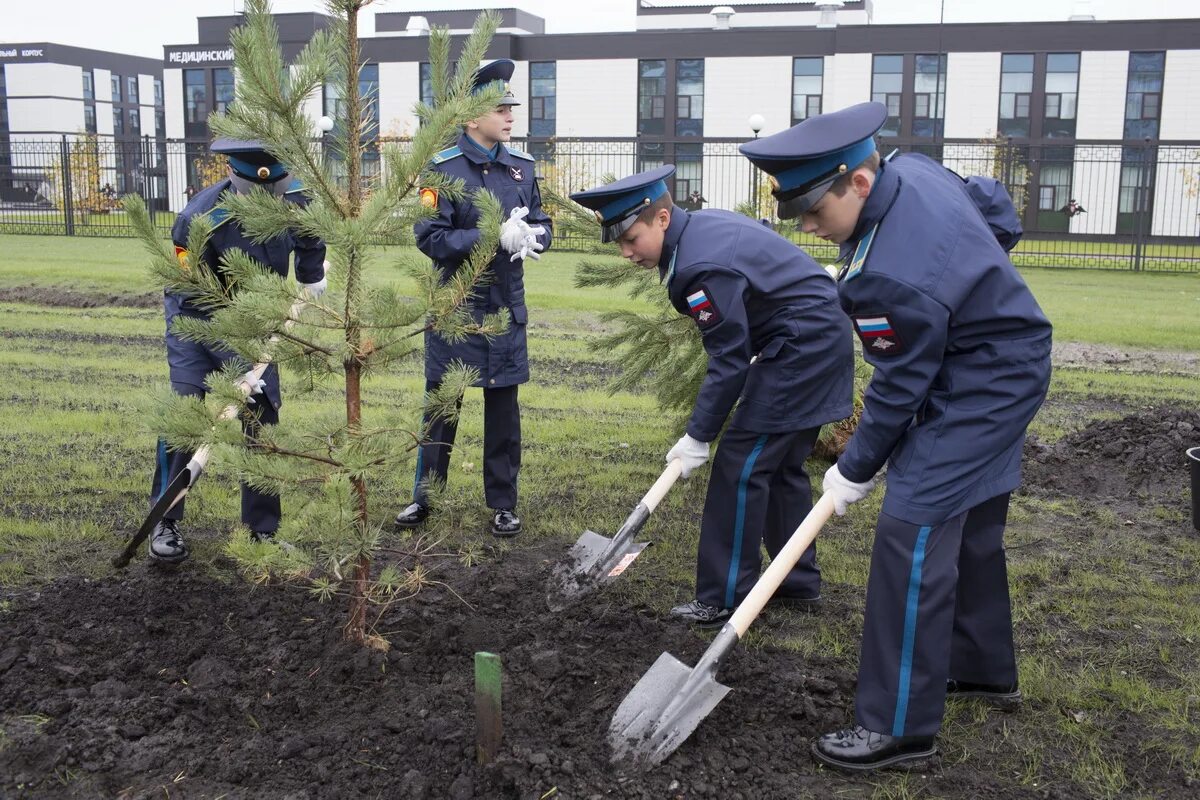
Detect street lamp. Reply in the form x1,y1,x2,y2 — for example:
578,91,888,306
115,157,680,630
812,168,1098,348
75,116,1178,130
747,114,765,218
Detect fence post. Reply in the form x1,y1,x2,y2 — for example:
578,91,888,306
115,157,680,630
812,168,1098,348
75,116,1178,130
60,135,75,236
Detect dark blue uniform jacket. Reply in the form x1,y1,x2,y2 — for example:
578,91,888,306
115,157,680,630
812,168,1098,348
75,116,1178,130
662,207,854,442
835,154,1052,524
167,178,326,406
416,133,553,388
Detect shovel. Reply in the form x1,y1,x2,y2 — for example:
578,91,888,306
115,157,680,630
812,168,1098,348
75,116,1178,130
113,289,315,569
548,459,683,607
608,491,836,767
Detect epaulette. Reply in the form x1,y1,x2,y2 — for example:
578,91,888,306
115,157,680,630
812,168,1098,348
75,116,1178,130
283,178,304,195
842,223,879,283
431,146,463,165
507,148,535,162
205,206,233,232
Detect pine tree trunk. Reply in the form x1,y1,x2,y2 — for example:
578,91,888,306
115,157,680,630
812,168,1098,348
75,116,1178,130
342,4,370,646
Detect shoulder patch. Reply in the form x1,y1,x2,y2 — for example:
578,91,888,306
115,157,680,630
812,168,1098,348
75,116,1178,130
419,187,439,208
843,223,879,283
507,148,535,162
431,146,463,165
685,285,721,329
852,313,906,357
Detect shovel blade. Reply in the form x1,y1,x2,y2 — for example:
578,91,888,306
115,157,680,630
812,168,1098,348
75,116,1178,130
550,529,649,603
608,651,731,768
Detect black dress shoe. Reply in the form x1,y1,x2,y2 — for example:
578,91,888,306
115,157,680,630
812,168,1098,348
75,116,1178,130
394,503,429,529
767,593,822,612
250,530,276,543
812,726,936,772
491,509,522,537
668,600,733,628
947,679,1022,710
148,519,189,565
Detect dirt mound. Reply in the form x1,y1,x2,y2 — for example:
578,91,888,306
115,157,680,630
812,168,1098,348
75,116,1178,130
0,286,160,309
1024,408,1199,505
0,545,861,799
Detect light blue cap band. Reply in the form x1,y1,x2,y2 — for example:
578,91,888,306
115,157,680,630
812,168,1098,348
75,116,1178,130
227,156,287,182
772,136,878,194
597,179,670,224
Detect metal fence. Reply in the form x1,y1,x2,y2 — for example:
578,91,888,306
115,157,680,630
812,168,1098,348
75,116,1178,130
2,134,1198,272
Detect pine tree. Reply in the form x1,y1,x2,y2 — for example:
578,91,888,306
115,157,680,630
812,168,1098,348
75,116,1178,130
124,0,510,646
543,182,868,459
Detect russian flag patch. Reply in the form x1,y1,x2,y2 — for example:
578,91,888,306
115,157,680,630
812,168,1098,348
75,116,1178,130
853,313,905,356
686,285,721,328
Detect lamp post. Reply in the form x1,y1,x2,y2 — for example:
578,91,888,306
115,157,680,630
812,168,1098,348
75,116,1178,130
747,113,765,218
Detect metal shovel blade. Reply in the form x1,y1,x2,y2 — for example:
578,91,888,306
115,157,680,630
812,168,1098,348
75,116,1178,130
551,527,650,603
608,650,732,767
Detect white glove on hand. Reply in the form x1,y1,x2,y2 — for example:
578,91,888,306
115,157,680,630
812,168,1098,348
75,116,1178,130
509,232,545,262
238,370,267,406
301,259,329,298
822,463,876,516
666,434,711,479
499,207,531,254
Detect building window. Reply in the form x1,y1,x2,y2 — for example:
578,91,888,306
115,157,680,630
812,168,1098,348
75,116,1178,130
82,71,94,101
912,54,946,138
675,59,703,137
111,74,122,102
113,107,124,135
155,110,165,137
637,141,664,175
999,53,1033,138
127,76,139,104
638,59,667,136
791,57,823,125
675,142,703,202
323,63,379,136
154,78,164,107
84,104,97,134
419,62,433,107
214,68,235,115
529,61,556,138
183,70,207,126
1123,51,1164,140
1044,53,1079,138
129,108,140,137
871,55,903,137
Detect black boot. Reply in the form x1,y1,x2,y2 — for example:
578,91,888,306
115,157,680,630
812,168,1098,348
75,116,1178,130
668,600,732,628
148,519,189,565
947,679,1022,710
394,503,429,529
811,725,936,772
491,509,522,538
250,530,276,543
767,592,822,612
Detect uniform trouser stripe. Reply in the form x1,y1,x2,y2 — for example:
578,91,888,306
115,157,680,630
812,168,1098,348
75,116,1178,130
893,524,933,736
723,435,769,609
156,439,169,501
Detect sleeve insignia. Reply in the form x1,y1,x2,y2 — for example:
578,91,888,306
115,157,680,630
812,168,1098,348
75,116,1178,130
852,313,906,356
419,187,439,208
174,245,191,273
686,285,721,329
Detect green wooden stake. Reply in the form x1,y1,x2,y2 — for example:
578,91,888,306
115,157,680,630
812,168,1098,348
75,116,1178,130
475,651,502,764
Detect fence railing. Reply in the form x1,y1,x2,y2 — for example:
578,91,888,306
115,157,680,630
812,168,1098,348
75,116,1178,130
2,134,1198,272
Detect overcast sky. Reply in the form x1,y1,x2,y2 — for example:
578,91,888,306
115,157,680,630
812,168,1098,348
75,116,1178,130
3,0,1196,60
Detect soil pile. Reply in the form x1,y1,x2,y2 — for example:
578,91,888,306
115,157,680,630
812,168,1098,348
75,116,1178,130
0,547,859,800
0,286,159,309
1024,408,1199,505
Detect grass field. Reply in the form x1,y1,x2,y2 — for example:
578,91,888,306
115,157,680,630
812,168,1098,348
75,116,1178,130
1,233,1199,797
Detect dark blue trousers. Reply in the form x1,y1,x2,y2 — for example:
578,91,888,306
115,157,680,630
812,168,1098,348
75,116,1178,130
695,426,822,610
856,492,1016,737
412,380,521,510
149,382,281,533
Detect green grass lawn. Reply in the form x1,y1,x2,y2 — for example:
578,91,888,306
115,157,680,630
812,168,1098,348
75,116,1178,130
1,233,1199,797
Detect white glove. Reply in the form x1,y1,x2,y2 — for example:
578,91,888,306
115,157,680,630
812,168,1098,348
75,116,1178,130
666,434,710,479
301,259,329,298
499,207,531,254
237,370,267,406
822,463,876,516
509,232,544,262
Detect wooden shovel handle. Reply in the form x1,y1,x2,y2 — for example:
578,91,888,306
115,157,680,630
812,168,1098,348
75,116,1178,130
642,459,684,513
728,492,836,638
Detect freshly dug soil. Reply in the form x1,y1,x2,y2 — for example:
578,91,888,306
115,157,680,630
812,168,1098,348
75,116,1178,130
1024,408,1200,507
0,286,160,309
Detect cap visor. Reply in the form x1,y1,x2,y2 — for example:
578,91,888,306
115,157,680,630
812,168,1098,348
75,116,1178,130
776,181,834,220
601,214,639,244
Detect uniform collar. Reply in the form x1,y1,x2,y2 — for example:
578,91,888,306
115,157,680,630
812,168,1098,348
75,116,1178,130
839,159,901,262
460,131,504,164
657,205,689,283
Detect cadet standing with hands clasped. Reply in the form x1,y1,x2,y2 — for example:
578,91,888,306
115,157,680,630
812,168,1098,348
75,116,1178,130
148,139,327,565
394,59,552,538
742,102,1052,771
571,166,853,627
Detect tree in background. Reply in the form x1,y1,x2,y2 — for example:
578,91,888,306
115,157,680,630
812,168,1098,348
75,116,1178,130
543,183,868,460
124,0,509,646
47,132,122,222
